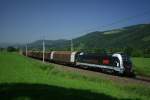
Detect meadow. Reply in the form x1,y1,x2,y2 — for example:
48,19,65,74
132,57,150,77
0,52,150,100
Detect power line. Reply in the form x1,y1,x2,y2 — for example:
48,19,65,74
78,10,150,34
101,10,150,29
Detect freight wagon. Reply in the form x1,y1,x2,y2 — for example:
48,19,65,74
50,51,78,65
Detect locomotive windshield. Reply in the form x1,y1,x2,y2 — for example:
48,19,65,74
121,54,132,68
113,57,120,67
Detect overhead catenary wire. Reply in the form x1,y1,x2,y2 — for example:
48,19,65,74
100,10,150,29
25,10,150,53
69,10,150,51
68,10,150,52
77,9,150,34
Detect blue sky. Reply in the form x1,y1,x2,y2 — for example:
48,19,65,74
0,0,150,43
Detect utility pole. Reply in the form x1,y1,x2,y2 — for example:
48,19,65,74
71,39,74,52
25,44,28,56
43,37,45,63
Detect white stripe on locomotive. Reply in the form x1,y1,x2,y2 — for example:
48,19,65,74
76,62,124,74
70,52,77,63
50,51,56,60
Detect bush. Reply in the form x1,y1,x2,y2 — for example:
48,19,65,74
7,46,18,52
0,48,5,51
131,49,143,57
124,46,133,56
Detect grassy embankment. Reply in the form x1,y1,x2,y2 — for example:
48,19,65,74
132,57,150,77
0,52,150,100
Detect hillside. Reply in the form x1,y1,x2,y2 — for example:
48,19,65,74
28,39,70,50
2,23,149,54
74,24,150,49
25,24,150,51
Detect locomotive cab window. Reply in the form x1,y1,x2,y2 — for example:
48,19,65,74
113,57,120,67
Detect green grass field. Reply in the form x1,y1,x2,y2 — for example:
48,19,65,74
132,57,150,77
0,52,150,100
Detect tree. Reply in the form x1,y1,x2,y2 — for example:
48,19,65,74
131,49,143,57
124,46,133,56
75,43,85,51
7,46,18,52
0,48,4,52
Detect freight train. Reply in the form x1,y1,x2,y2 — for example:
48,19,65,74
23,51,134,76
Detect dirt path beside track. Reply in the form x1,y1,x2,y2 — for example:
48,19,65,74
48,62,150,86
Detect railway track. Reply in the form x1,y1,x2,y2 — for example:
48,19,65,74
47,62,150,85
135,75,150,83
28,56,150,85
